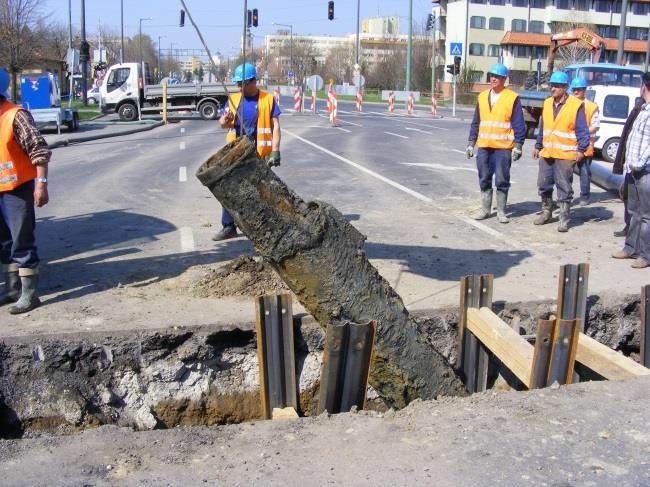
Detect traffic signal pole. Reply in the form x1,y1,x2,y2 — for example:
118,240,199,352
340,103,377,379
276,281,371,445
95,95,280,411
430,12,436,100
452,72,457,117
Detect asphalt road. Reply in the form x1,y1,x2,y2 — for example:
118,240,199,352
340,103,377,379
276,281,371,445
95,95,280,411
7,96,642,336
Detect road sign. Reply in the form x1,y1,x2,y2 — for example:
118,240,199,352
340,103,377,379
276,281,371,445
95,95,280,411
288,70,294,77
352,74,365,88
450,42,463,56
306,74,324,92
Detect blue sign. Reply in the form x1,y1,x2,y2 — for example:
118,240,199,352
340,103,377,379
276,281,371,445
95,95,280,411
288,70,294,77
450,42,463,56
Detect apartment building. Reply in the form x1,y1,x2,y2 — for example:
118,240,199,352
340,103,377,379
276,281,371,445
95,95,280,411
442,0,650,84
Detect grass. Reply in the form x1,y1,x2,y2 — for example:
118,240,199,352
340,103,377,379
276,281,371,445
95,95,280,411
68,100,102,121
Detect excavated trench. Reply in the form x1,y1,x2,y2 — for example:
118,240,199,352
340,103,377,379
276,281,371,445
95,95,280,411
0,291,643,439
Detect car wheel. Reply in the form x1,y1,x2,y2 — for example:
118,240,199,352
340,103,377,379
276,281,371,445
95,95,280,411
602,137,620,163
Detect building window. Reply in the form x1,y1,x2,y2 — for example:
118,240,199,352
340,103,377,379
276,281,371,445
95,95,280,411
555,0,570,9
530,0,545,7
488,44,501,57
513,45,529,58
628,53,645,64
612,1,623,13
626,27,648,40
597,25,619,39
603,95,629,119
490,0,505,4
594,0,610,12
529,20,544,33
632,2,649,15
470,71,484,82
512,19,527,32
470,16,486,29
489,17,505,30
470,0,487,3
574,0,588,10
512,0,527,6
469,43,485,56
534,46,548,59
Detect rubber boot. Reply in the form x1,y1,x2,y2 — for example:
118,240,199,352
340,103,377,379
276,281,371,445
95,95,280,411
496,191,509,224
0,264,21,305
474,189,493,220
212,224,237,241
557,201,570,233
9,272,41,315
533,194,553,225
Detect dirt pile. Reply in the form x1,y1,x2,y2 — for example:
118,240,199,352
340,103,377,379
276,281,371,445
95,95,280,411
191,255,289,298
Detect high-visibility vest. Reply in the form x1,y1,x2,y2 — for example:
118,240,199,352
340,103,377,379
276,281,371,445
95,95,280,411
476,88,518,150
0,101,36,192
540,95,583,160
225,90,274,157
584,99,598,157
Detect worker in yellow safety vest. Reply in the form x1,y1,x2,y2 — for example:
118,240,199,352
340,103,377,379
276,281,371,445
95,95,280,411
532,71,590,233
466,63,526,223
213,63,282,241
569,76,600,206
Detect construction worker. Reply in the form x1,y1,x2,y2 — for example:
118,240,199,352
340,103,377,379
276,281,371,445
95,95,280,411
532,71,589,232
213,63,281,241
569,76,600,205
0,67,50,313
467,63,525,223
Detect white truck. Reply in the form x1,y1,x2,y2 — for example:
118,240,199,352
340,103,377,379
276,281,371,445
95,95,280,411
100,62,237,121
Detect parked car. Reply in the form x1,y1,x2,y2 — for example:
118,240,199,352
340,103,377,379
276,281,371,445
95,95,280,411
87,86,101,104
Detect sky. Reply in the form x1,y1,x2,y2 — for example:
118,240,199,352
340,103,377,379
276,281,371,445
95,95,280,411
42,0,436,59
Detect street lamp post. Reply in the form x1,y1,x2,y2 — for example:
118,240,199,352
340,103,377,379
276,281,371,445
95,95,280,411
120,0,124,63
139,17,152,80
158,35,167,82
272,22,293,83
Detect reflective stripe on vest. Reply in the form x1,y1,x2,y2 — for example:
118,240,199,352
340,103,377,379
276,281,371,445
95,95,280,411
584,99,598,157
540,95,583,160
0,101,36,192
476,88,517,150
225,90,274,157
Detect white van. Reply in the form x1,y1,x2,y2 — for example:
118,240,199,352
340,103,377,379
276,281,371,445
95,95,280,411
586,85,642,163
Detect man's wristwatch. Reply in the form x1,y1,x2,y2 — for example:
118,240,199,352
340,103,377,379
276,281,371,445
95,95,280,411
35,177,48,183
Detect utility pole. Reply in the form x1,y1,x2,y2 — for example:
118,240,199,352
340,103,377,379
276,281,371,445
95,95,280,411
645,16,650,71
242,0,248,65
80,0,88,106
120,0,124,64
430,12,436,98
405,0,412,91
67,0,72,48
355,0,360,66
616,0,630,64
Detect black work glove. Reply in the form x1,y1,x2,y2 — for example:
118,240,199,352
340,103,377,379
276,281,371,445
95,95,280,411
267,150,281,167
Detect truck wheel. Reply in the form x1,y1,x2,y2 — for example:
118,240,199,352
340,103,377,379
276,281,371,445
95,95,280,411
602,137,620,163
199,101,218,120
118,103,138,122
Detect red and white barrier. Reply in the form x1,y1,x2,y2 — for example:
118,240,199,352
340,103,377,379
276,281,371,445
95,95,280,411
293,87,301,112
355,90,363,112
274,87,281,107
328,89,337,126
388,91,395,113
407,93,414,116
431,94,437,117
310,93,316,112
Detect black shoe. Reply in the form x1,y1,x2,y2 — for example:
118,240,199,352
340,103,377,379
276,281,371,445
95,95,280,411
613,228,627,238
212,225,237,241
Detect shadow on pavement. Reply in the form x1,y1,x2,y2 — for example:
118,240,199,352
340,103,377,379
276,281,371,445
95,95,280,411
36,209,253,304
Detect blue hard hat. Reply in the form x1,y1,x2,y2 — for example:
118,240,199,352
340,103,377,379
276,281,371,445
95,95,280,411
488,63,508,78
549,71,569,85
0,68,9,98
570,76,587,89
232,63,256,83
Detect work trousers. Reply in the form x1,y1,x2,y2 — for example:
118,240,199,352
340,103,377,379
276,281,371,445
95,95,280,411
620,172,631,231
577,157,592,197
0,180,39,269
221,208,234,227
623,170,650,263
476,148,512,193
538,157,574,202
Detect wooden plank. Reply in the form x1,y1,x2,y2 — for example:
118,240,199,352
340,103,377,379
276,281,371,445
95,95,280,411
466,307,534,388
576,333,650,380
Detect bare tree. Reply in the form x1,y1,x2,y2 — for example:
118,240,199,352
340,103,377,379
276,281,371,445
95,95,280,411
366,43,405,90
0,0,46,100
322,43,354,84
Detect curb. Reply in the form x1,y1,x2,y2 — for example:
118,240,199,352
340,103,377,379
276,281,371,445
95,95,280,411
47,121,165,149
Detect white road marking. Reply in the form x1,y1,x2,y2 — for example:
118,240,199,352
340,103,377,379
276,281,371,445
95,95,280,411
179,227,195,252
180,127,185,134
179,166,187,182
336,118,362,127
180,141,186,150
452,149,466,154
284,129,528,250
402,162,475,172
405,121,450,131
335,127,351,133
405,127,432,135
384,131,408,139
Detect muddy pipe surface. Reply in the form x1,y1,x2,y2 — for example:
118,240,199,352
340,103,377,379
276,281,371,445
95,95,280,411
196,137,465,407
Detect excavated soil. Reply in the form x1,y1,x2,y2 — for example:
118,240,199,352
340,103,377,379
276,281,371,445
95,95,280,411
191,255,290,298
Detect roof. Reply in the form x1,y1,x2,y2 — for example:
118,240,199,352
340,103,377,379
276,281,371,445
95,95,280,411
602,38,648,53
500,32,550,46
564,63,644,72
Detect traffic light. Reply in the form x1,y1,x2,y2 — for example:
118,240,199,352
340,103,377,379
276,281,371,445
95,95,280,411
328,1,334,20
247,9,252,27
426,14,433,30
446,64,455,76
252,8,258,27
454,55,461,74
179,10,185,27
